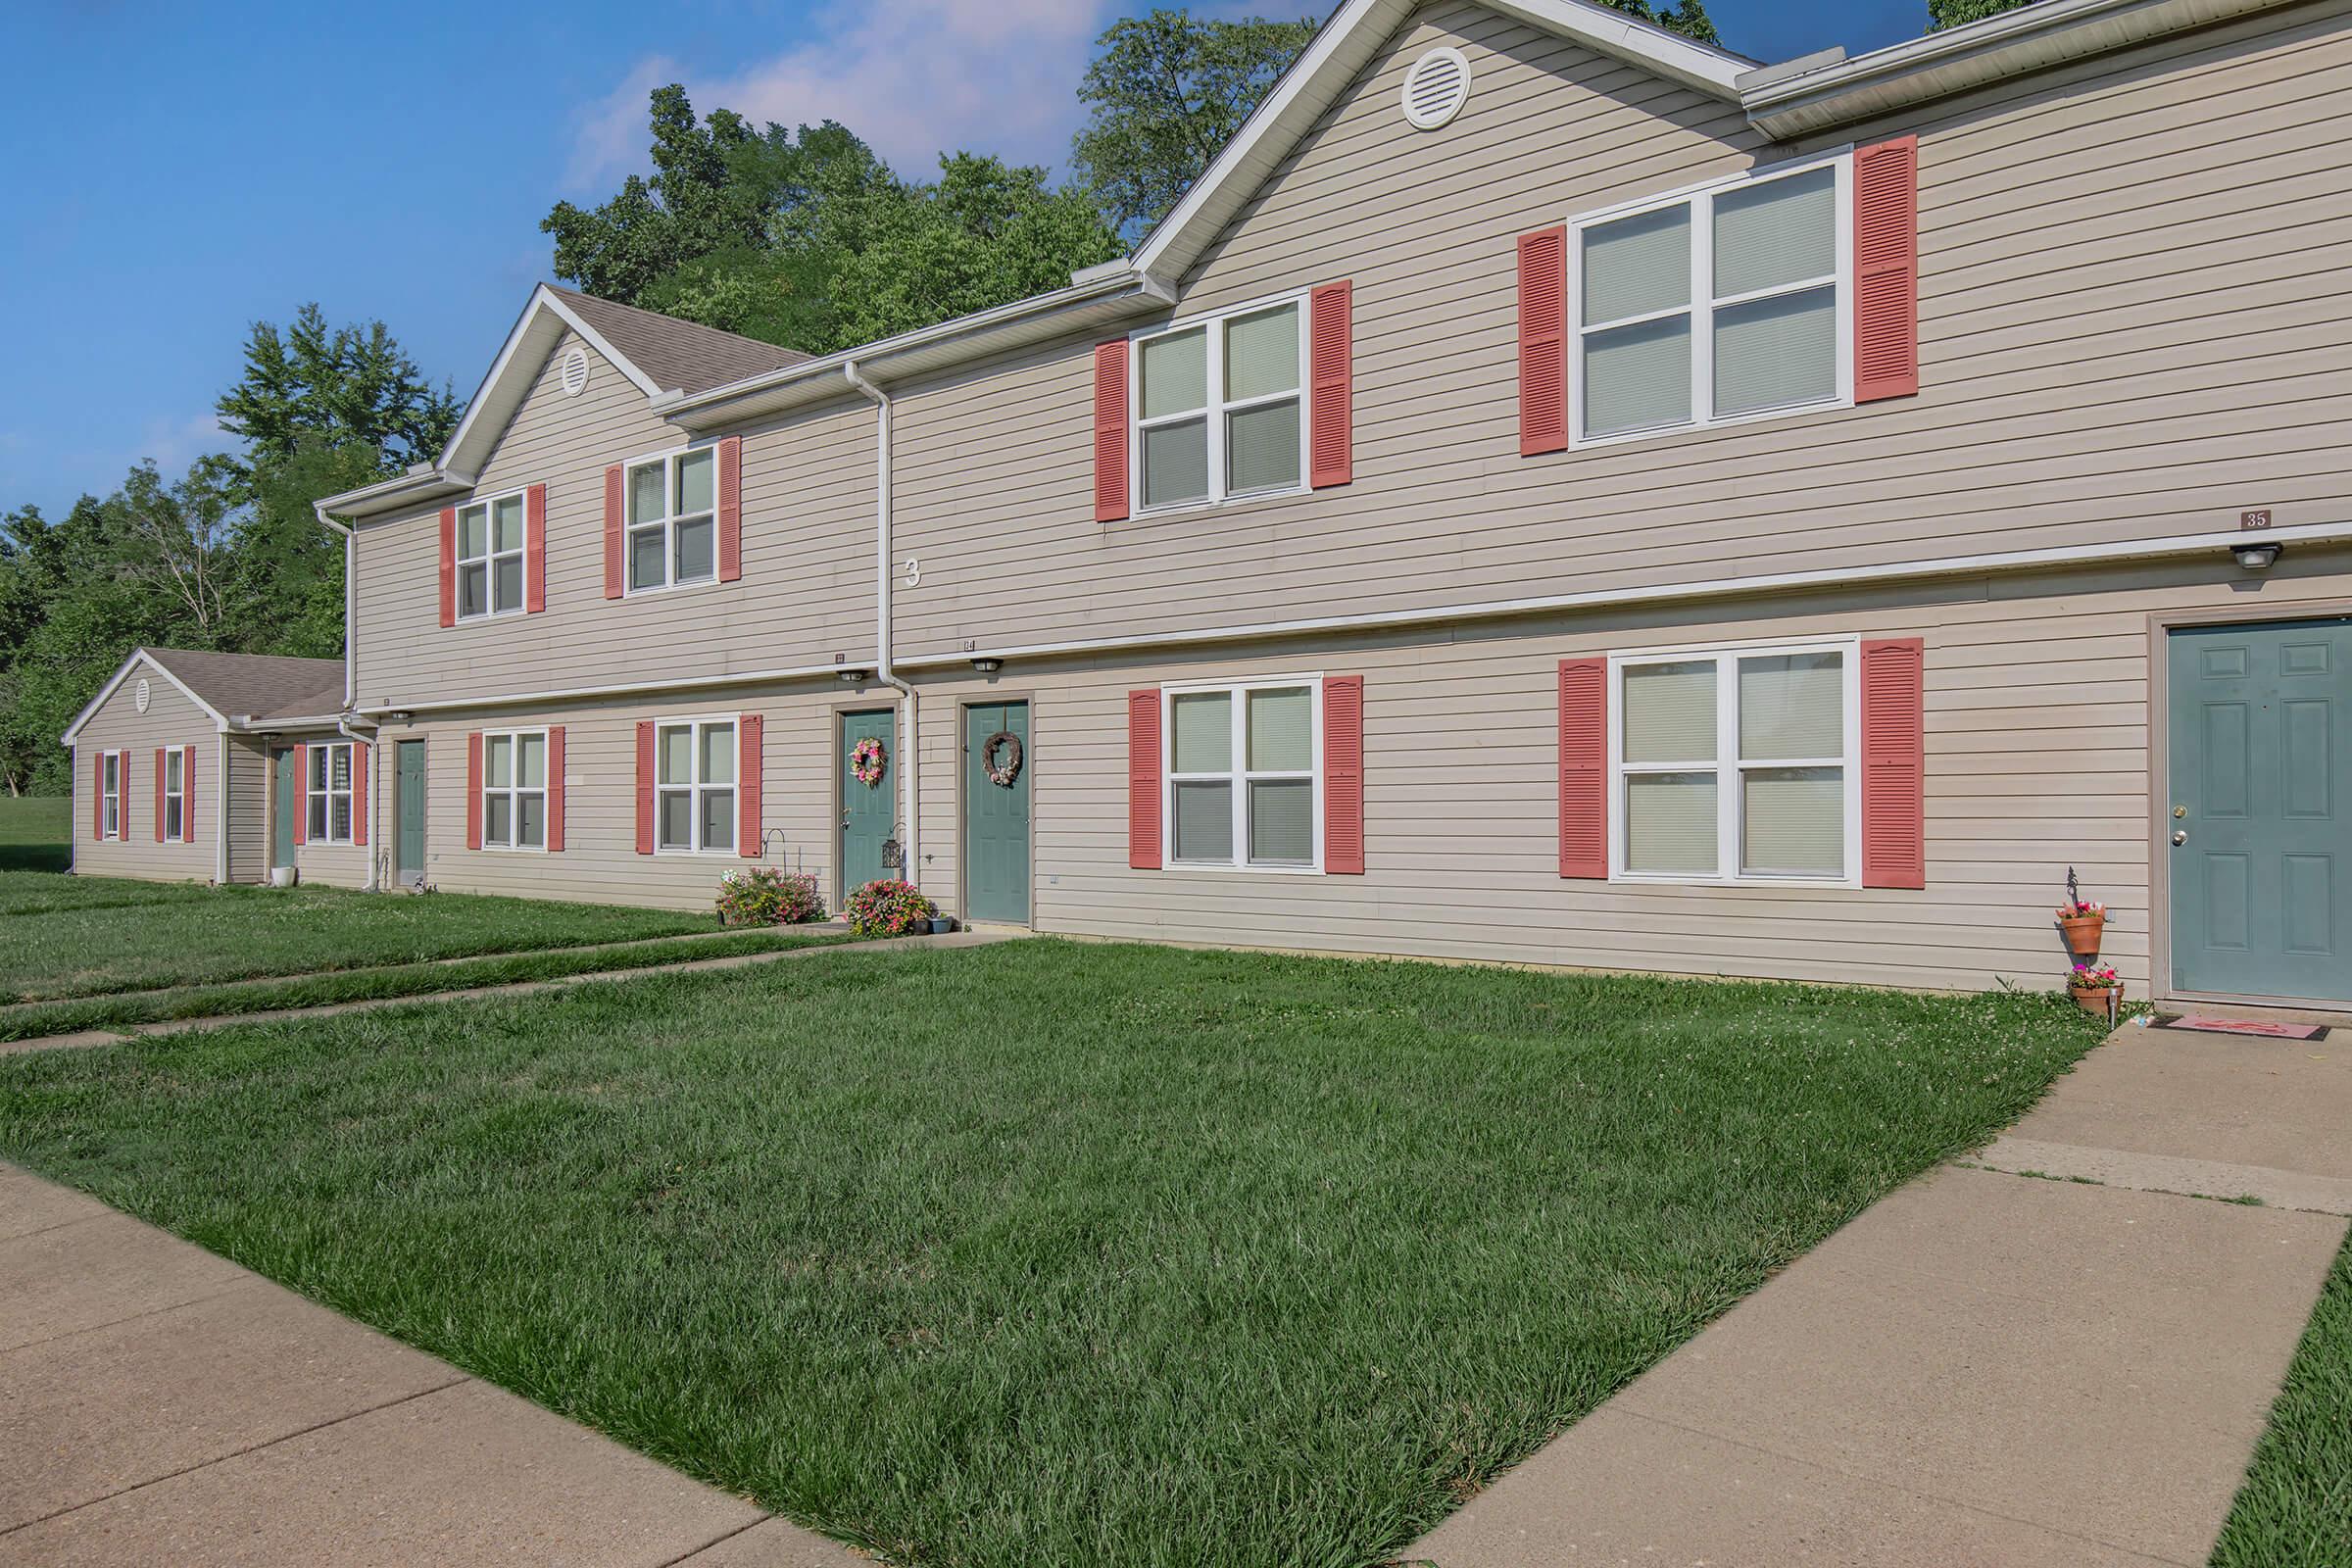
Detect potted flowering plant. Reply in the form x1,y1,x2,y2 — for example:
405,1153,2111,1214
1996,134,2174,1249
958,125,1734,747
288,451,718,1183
2055,898,2107,958
2068,957,2123,1016
716,866,825,927
845,878,936,938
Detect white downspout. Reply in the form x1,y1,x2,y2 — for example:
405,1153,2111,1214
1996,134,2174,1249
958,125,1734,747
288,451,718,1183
337,713,380,892
314,501,378,891
843,361,918,891
215,727,230,885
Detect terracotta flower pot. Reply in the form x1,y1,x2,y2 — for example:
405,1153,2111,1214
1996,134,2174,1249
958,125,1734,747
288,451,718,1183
2074,984,2121,1016
2057,914,2105,957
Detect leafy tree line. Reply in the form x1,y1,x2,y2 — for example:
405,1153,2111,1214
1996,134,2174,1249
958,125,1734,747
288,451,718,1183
0,309,456,795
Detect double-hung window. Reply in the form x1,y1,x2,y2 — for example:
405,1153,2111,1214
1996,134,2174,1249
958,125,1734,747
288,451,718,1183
1164,678,1320,870
482,730,548,850
1574,154,1849,443
656,718,735,854
1612,640,1858,885
308,742,355,845
625,448,717,593
1133,296,1306,513
456,491,526,619
100,752,122,839
164,749,189,842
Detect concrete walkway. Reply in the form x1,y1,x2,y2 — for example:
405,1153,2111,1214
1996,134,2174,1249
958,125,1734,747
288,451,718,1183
0,1163,869,1567
1409,1022,2352,1568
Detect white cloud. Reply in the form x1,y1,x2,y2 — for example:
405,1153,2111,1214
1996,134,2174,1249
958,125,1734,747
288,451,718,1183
566,0,1119,193
130,412,234,476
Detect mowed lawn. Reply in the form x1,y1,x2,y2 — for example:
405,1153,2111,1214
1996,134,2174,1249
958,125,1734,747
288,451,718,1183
2211,1228,2352,1568
0,938,2108,1566
0,799,720,1002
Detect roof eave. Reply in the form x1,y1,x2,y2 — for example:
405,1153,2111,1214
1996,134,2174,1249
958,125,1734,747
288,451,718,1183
1741,0,2294,137
59,649,232,747
313,467,477,525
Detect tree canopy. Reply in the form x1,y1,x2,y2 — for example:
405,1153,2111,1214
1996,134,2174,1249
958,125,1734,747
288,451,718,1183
1928,0,2036,27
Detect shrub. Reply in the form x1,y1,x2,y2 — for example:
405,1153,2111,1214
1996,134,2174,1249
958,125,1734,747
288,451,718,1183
845,878,935,938
716,867,826,927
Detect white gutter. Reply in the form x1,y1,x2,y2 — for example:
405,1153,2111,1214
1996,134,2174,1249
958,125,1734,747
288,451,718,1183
843,361,919,891
337,711,380,892
216,732,231,885
310,504,358,710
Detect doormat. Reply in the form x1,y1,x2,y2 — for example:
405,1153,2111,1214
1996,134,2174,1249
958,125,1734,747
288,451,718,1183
2153,1015,2331,1040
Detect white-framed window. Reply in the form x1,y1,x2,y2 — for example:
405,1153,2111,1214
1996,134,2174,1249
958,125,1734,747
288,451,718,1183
1163,676,1321,871
1608,638,1860,887
308,742,355,845
1131,293,1308,514
164,749,190,843
100,750,122,839
1572,152,1851,446
481,730,548,851
457,489,527,619
625,447,718,593
656,717,735,854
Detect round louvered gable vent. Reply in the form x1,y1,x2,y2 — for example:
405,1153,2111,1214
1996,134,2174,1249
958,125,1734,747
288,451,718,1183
560,346,590,396
1401,46,1470,129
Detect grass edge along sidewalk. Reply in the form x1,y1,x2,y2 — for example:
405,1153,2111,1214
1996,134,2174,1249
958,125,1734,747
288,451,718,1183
0,940,2109,1567
2209,1224,2352,1568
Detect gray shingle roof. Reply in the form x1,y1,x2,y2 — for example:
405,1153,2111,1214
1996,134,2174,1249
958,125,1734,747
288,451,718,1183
143,648,346,723
545,285,811,396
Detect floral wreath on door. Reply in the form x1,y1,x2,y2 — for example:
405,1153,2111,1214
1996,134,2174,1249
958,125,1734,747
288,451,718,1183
850,736,887,787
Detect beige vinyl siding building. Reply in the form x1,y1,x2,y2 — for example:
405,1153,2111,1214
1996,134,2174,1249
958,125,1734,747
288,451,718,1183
69,671,220,885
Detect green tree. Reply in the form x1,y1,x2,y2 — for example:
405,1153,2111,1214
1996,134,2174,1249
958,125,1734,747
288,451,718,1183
1070,11,1320,237
1928,0,2034,27
215,303,460,474
1607,0,1721,45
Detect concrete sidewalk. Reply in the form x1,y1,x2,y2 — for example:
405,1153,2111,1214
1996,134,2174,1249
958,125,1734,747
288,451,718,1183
0,1164,868,1568
1409,1024,2352,1568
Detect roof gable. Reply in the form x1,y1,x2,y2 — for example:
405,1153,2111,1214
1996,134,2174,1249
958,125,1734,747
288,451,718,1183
61,647,349,745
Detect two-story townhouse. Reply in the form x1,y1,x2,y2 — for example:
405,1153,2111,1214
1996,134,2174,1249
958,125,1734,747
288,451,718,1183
69,0,2352,1013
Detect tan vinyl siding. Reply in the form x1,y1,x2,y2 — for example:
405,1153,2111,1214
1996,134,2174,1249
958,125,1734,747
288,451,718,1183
883,0,2352,664
372,681,856,911
225,737,269,884
70,676,218,884
278,730,371,890
897,548,2352,997
350,332,875,711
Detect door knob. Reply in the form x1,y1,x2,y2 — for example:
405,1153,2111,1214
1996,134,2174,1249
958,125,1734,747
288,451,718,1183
2172,830,2188,846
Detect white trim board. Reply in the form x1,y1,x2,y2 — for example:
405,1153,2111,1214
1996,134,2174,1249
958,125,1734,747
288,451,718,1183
60,649,231,746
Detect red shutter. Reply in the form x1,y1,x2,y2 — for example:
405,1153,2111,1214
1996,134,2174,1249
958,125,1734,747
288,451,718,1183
1093,341,1130,524
91,752,104,839
635,721,656,855
1308,280,1353,489
438,507,458,627
1127,690,1161,869
465,732,483,851
153,748,167,842
1518,226,1569,456
352,743,369,847
547,726,566,853
182,745,197,843
292,744,309,846
738,712,762,857
1854,135,1921,403
524,483,548,612
1557,659,1606,878
1322,675,1364,874
1861,637,1927,889
717,436,744,582
603,465,625,599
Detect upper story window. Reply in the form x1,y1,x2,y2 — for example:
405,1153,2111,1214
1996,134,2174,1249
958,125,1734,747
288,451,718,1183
1610,639,1858,887
1133,295,1307,514
1164,677,1321,871
657,718,735,854
100,751,122,839
457,491,527,619
308,741,355,845
482,730,547,851
626,448,717,594
164,748,189,842
1574,155,1849,445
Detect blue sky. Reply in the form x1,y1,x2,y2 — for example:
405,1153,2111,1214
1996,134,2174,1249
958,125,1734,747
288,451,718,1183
0,0,1921,523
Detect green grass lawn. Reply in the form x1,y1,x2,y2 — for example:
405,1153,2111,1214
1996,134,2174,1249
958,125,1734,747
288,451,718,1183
0,939,2107,1567
2211,1229,2352,1567
0,796,71,875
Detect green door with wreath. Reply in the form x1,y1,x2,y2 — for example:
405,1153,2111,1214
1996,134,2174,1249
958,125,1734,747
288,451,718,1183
839,709,898,901
963,701,1031,925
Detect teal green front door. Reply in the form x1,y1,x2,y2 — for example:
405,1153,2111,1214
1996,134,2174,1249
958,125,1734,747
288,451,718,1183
271,748,297,868
963,701,1031,925
839,709,898,900
395,741,427,887
2169,617,2352,1003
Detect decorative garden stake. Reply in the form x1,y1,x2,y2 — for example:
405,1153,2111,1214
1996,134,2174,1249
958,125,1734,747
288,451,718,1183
2055,866,2107,959
2069,957,2123,1021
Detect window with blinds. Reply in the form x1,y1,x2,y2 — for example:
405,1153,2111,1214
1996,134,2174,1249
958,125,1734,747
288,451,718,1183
1615,642,1857,885
1574,156,1847,443
1165,677,1320,870
1134,297,1307,512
